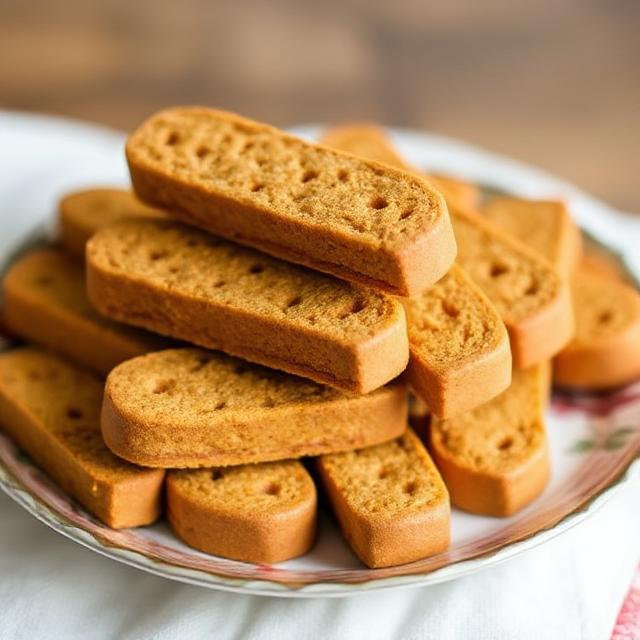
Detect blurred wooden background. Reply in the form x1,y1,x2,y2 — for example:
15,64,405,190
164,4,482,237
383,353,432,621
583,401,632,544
1,0,638,210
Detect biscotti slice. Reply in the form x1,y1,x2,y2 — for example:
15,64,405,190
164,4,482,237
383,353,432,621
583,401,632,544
0,347,164,527
320,123,574,367
554,267,640,388
126,107,457,296
317,428,450,568
452,206,574,368
406,264,512,418
87,219,408,393
168,461,316,563
2,248,170,375
430,365,550,517
483,197,582,278
321,124,480,210
59,188,164,259
102,348,407,468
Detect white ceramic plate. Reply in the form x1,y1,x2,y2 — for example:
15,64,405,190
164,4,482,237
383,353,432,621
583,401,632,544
0,111,639,597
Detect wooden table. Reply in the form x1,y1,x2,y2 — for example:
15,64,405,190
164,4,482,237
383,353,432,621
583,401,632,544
1,0,638,210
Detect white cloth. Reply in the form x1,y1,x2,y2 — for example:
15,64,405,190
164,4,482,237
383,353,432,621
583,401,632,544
0,482,638,640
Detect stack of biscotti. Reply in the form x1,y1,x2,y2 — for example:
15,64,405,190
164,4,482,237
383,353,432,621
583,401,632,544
3,107,635,571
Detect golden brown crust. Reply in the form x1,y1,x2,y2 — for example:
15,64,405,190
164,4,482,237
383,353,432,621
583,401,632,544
0,347,164,528
317,429,450,568
2,248,170,375
430,365,550,517
406,265,512,418
167,462,317,563
86,218,409,393
101,349,408,468
59,188,164,259
126,107,456,296
554,268,640,388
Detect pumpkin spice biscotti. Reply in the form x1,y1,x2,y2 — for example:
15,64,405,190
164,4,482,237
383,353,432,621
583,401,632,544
482,197,583,279
406,264,512,419
168,461,317,564
430,365,550,517
102,349,407,468
2,248,170,375
59,187,164,259
0,347,164,528
87,218,409,393
317,428,450,568
125,107,457,296
554,267,640,389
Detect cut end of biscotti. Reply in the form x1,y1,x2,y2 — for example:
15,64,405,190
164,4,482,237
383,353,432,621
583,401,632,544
430,365,550,517
406,264,512,418
125,107,455,295
2,247,170,375
554,267,640,389
102,348,408,468
167,461,317,564
59,187,164,258
452,206,575,367
87,218,409,392
0,347,164,528
317,428,450,568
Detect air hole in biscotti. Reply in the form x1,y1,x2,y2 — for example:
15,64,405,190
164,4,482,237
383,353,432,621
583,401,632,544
599,310,613,324
165,131,180,146
490,262,509,277
442,300,460,318
286,295,303,308
525,280,539,296
189,356,211,373
169,266,180,274
149,250,167,261
378,466,389,479
214,280,226,288
242,140,255,152
263,398,275,408
211,469,224,481
265,482,281,496
351,298,366,313
250,182,264,193
301,170,319,183
153,380,174,394
404,481,418,495
307,314,318,325
215,401,226,410
399,207,414,220
196,146,210,159
249,264,264,274
337,169,349,182
66,407,83,420
497,436,514,451
370,196,388,210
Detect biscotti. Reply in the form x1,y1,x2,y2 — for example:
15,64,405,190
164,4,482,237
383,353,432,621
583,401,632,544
451,206,574,368
0,347,164,527
554,267,640,388
125,107,457,296
87,218,409,393
102,348,407,468
59,188,164,258
482,197,583,278
2,248,170,375
430,365,550,516
168,461,316,563
322,123,575,367
317,428,450,568
406,264,512,418
321,124,481,210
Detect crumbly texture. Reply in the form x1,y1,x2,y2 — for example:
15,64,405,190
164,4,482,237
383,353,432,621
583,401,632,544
430,365,550,516
167,461,316,563
59,188,165,259
406,264,512,418
2,248,170,375
317,428,450,568
87,218,409,392
482,197,582,278
451,206,574,367
126,107,457,296
102,348,408,467
0,347,164,527
321,124,480,211
554,267,640,388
